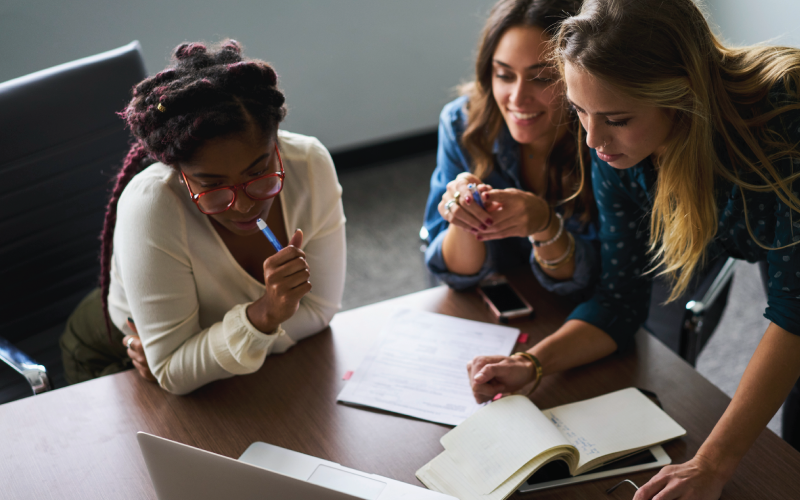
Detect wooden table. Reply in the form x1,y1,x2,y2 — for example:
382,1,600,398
1,273,799,499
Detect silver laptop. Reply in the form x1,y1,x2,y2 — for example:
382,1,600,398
138,432,456,500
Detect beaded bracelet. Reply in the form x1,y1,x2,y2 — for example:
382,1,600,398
511,352,543,396
534,233,575,270
529,212,563,247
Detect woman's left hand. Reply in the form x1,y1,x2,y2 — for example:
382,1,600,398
476,188,549,241
122,318,156,383
633,455,728,500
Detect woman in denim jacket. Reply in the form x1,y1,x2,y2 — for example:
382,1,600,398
422,0,598,301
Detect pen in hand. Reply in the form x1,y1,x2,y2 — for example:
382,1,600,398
467,183,486,209
257,218,283,251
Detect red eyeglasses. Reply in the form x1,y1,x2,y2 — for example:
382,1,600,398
181,144,285,215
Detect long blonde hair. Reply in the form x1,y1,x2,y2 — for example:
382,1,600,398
555,0,800,300
462,0,595,222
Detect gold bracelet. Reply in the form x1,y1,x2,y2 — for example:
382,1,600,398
534,233,575,270
512,352,543,396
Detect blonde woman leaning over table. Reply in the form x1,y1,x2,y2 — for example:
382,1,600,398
59,40,345,395
468,1,800,499
423,0,599,301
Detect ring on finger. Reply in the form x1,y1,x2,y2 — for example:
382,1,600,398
126,336,135,349
445,199,457,213
453,191,461,205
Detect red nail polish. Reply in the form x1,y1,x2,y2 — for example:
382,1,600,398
480,224,487,231
465,195,472,205
470,228,478,234
486,218,494,225
476,235,483,241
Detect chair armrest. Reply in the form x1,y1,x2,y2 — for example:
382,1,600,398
0,336,51,395
680,256,737,365
685,257,737,317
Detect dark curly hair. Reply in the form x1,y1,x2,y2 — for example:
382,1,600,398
100,39,287,338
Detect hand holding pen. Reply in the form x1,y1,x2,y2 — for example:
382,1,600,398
438,172,495,238
473,188,551,241
467,183,485,210
245,220,311,333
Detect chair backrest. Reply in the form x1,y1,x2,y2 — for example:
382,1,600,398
0,42,147,386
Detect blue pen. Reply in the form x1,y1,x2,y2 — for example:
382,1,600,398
256,218,283,251
467,183,485,209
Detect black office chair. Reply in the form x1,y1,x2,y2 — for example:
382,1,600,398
645,255,737,366
0,42,147,404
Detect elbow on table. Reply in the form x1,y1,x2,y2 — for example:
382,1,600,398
318,300,339,329
160,384,195,396
283,292,341,341
151,368,198,396
149,359,222,396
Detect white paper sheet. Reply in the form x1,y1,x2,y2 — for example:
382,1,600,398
336,309,520,426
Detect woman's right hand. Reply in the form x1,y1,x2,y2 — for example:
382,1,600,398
438,172,494,235
246,229,312,333
466,354,535,403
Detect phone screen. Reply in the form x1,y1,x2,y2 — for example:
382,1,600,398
480,283,527,312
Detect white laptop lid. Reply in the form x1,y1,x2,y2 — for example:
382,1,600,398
137,432,361,500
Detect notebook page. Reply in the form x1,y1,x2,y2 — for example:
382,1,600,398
337,310,519,426
543,387,686,473
440,395,574,494
416,447,570,500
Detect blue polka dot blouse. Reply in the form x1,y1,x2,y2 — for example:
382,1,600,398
567,85,800,350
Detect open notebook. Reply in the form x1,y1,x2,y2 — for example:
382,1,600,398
416,388,686,500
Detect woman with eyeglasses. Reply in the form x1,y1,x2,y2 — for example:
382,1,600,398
423,0,598,299
468,1,800,498
59,40,346,395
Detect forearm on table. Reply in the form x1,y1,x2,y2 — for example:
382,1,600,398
695,323,800,479
151,304,293,394
528,319,617,375
442,225,487,275
151,328,234,395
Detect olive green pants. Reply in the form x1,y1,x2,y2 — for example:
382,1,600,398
59,288,133,385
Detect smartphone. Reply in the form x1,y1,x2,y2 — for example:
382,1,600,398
477,277,534,323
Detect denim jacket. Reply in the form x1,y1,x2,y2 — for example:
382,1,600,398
422,96,600,301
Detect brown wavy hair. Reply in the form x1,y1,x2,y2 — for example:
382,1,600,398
461,0,594,223
556,0,800,300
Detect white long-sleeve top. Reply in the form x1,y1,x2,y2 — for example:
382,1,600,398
107,131,346,395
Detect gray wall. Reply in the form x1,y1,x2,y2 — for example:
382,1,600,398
0,0,493,151
705,0,800,47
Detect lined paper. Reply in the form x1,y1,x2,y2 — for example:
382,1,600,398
336,310,519,426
